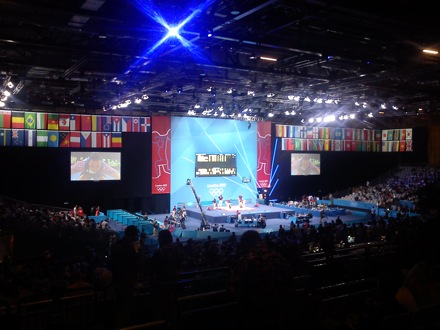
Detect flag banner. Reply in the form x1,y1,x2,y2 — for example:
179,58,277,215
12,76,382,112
406,128,412,140
0,110,12,128
132,117,140,132
111,132,122,147
25,129,37,147
91,132,102,148
306,127,314,139
59,114,70,130
281,138,293,150
37,113,48,129
257,121,272,188
91,115,102,132
11,129,24,146
112,116,122,132
140,117,150,132
81,115,92,131
12,111,25,129
102,115,112,132
70,131,81,147
122,116,132,132
47,131,59,147
0,129,11,146
25,112,37,129
81,132,91,148
59,132,70,147
294,126,301,138
37,130,48,147
275,124,286,137
102,132,111,148
152,115,171,194
47,113,59,130
333,128,343,140
406,140,413,151
70,114,81,131
287,125,294,138
345,128,353,140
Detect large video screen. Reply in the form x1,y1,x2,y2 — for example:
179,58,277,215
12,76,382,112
195,153,237,177
291,153,321,175
71,151,121,181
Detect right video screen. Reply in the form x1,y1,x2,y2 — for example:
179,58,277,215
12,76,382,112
291,153,321,176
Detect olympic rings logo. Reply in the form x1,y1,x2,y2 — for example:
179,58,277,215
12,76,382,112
156,186,167,192
209,188,224,197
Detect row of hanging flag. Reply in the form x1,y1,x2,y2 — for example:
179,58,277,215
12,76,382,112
0,110,151,132
276,124,413,152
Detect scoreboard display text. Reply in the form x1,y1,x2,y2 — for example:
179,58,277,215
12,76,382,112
195,153,237,177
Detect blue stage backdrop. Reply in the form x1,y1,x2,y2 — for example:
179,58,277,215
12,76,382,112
170,117,258,210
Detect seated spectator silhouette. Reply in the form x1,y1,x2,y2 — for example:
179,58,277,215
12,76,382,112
108,225,140,327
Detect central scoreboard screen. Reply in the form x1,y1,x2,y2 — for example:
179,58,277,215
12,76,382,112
195,153,237,177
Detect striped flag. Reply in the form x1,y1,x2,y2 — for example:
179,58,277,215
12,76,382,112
12,111,25,129
111,132,122,147
47,131,59,147
132,117,140,132
25,112,37,129
81,132,91,148
11,129,24,146
102,132,111,148
91,132,102,148
70,114,81,131
0,129,11,146
70,131,81,147
47,113,59,130
0,110,12,128
25,129,37,147
59,114,70,130
112,116,122,132
91,115,102,132
37,113,48,129
37,130,48,147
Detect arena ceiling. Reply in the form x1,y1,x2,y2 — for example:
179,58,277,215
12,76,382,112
1,0,440,128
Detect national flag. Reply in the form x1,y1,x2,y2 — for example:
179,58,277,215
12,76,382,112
394,129,401,141
0,110,12,128
0,129,11,146
36,113,48,129
362,129,371,141
47,131,59,147
317,139,325,151
387,130,394,141
11,129,24,146
400,129,406,140
281,138,293,150
25,112,37,129
102,115,112,132
59,114,70,130
47,113,59,130
276,124,286,137
70,114,81,131
25,129,37,147
406,128,412,140
111,132,122,147
112,116,122,132
299,126,307,139
332,140,342,151
132,117,140,132
91,115,102,132
293,126,301,138
306,127,313,139
37,130,48,147
406,140,413,151
324,140,331,151
59,132,70,147
91,132,102,148
122,116,132,132
70,131,81,147
307,139,313,151
287,125,294,138
333,128,342,140
81,115,92,131
345,128,353,140
312,127,319,139
374,130,382,141
12,111,25,128
81,132,91,148
140,117,150,132
102,132,111,148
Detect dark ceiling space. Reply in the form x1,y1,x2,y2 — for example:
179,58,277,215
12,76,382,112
1,0,439,127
